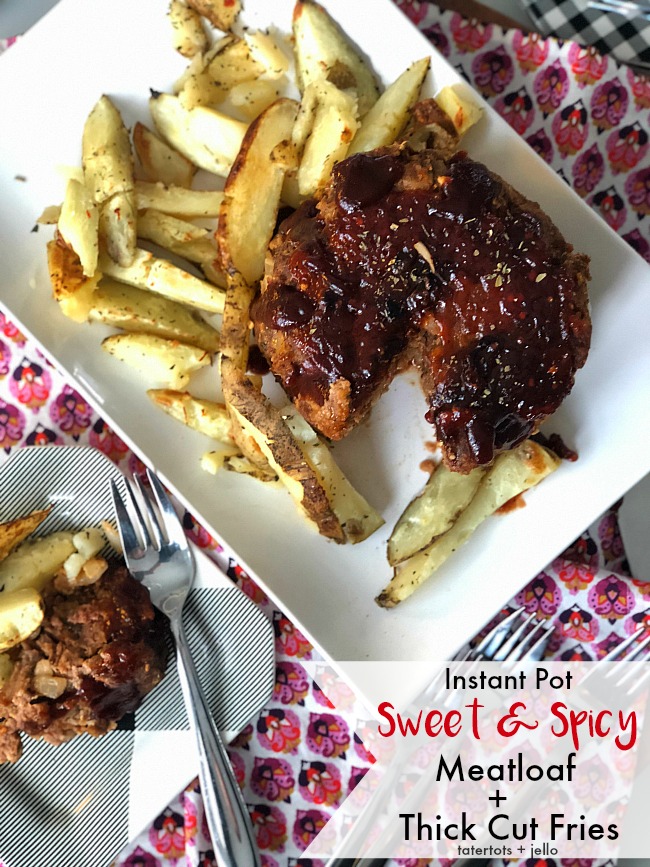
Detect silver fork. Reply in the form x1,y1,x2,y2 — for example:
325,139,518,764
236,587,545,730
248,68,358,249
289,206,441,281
110,469,261,867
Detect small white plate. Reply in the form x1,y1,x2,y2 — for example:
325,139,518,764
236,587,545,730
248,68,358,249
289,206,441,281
0,446,275,867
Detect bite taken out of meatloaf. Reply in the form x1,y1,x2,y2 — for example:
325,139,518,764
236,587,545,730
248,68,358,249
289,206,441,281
251,144,591,473
0,561,166,764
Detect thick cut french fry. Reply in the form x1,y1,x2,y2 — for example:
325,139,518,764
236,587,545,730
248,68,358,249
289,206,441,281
218,97,298,284
207,36,264,89
282,406,383,543
82,95,134,204
149,93,247,177
98,248,226,313
0,588,44,652
245,30,290,78
186,0,241,31
57,179,99,276
0,532,75,594
99,190,137,267
387,463,486,566
292,0,380,117
134,181,222,218
47,239,102,323
435,83,483,137
133,122,197,188
169,0,209,58
0,508,52,564
223,361,345,541
376,441,561,608
147,389,232,442
102,333,212,389
89,279,220,352
227,79,284,121
296,80,358,197
349,57,430,155
136,209,224,286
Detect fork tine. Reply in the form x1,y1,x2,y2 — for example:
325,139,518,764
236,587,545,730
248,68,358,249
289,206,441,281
611,633,650,686
146,468,186,547
110,480,143,554
473,606,525,658
493,611,537,661
133,474,164,550
505,620,555,662
580,626,648,687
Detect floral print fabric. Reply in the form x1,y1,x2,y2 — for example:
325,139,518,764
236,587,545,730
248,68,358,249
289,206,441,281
1,3,649,864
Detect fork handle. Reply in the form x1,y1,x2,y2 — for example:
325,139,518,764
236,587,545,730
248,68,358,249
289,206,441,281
172,621,261,867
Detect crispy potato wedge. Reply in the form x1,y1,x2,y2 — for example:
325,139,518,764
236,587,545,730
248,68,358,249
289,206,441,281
387,463,486,566
218,97,298,284
219,271,256,371
82,95,134,204
376,441,561,608
102,333,212,389
186,0,241,31
292,0,380,117
133,122,197,188
0,508,52,564
0,532,75,594
47,239,102,323
176,51,226,110
148,389,232,442
149,92,247,177
169,0,209,58
134,181,223,218
98,248,226,314
0,588,44,652
227,79,284,121
207,36,264,89
349,57,430,155
57,179,99,276
245,30,290,78
282,406,383,543
223,361,344,541
297,80,358,197
89,279,220,352
99,190,137,267
136,209,224,286
435,83,483,137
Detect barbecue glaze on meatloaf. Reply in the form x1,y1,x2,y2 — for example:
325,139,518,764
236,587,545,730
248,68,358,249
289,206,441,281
252,145,591,472
0,562,166,764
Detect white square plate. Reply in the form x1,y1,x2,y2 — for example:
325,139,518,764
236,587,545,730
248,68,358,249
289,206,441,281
0,0,649,692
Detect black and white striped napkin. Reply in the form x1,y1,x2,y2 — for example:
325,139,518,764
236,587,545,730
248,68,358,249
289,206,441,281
0,446,275,867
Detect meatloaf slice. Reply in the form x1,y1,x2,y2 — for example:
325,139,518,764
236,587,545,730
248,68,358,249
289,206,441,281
0,561,166,763
252,144,591,471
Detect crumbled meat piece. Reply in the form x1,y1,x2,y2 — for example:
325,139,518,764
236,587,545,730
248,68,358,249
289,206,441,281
0,561,166,763
252,144,591,472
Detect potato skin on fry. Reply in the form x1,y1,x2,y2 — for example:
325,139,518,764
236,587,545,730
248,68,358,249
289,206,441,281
292,0,380,117
376,441,561,608
222,359,345,542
